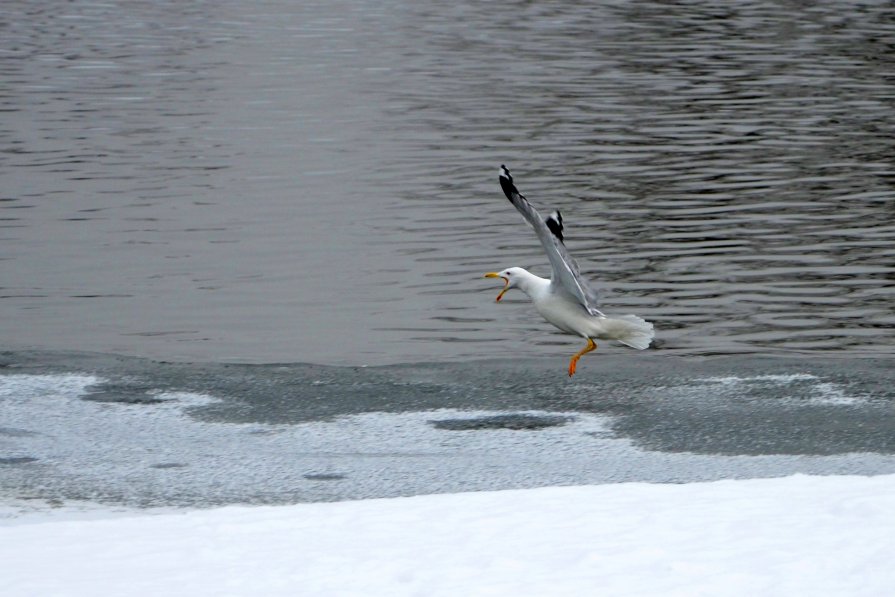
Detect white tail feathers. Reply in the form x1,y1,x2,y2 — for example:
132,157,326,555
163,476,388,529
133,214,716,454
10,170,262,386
614,315,655,350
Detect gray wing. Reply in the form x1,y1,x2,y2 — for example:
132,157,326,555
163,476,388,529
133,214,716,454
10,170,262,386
498,165,604,316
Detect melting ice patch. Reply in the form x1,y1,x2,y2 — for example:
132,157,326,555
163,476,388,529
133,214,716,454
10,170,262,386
704,373,817,385
2,370,891,513
0,372,628,509
696,373,866,405
140,391,220,408
0,374,101,402
0,374,220,409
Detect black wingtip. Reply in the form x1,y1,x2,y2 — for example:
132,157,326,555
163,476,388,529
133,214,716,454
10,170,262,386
498,165,516,201
545,210,564,242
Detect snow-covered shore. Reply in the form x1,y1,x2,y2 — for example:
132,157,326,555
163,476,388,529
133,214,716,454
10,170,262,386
3,474,894,596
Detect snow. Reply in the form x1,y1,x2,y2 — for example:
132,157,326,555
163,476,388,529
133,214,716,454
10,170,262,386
3,474,894,597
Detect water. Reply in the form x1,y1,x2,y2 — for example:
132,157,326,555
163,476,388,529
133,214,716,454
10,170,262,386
2,0,893,365
2,1,894,511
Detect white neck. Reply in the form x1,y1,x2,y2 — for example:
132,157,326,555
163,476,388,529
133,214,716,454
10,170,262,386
513,268,550,299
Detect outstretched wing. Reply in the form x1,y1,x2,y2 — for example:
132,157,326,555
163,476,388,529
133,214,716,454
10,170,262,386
498,165,603,316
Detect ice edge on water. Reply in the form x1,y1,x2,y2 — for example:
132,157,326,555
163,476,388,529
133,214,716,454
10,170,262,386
695,373,867,405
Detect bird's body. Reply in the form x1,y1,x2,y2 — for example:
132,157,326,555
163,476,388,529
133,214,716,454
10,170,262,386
485,166,654,376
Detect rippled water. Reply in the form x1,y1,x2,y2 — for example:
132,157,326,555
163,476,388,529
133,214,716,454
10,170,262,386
2,0,894,364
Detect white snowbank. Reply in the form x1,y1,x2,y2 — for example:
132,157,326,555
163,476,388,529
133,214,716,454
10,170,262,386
3,474,894,597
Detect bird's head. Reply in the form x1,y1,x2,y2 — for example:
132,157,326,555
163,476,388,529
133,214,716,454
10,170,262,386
483,267,526,302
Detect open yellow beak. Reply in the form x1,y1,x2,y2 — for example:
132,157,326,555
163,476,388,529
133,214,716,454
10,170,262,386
484,272,509,302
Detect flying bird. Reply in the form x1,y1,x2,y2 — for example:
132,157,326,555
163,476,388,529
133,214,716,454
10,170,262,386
484,165,654,376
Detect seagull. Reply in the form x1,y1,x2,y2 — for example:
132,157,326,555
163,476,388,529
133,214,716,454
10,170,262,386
484,165,654,376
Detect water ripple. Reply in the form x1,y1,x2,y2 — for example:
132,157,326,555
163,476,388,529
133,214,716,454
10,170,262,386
2,0,893,363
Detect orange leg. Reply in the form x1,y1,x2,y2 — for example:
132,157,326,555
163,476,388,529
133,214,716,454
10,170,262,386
568,338,597,377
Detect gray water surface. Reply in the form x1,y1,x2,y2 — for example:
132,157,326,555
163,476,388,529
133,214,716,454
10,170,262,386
3,0,894,365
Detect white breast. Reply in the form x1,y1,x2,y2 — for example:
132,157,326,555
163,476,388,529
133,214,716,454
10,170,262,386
531,292,598,338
